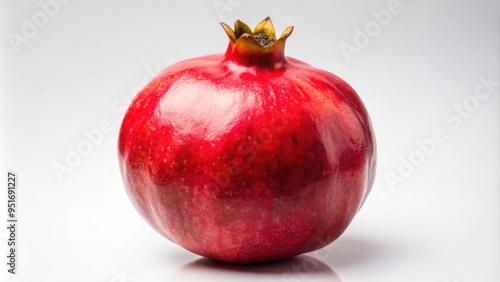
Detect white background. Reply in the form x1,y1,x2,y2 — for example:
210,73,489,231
0,0,499,281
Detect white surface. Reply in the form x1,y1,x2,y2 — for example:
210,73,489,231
0,0,499,281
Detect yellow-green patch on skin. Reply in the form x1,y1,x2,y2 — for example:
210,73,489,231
298,77,336,116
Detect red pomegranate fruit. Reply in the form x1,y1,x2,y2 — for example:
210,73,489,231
118,17,376,263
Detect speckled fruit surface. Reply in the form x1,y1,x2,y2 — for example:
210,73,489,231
118,17,376,263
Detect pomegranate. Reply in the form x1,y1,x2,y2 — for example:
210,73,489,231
118,17,376,263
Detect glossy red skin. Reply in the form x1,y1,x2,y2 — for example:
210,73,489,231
118,46,376,263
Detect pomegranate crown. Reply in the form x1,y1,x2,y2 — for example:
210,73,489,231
220,17,294,53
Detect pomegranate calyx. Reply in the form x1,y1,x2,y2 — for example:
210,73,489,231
220,17,293,52
221,17,294,68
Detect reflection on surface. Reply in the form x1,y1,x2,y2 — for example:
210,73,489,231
317,236,401,268
169,255,341,282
